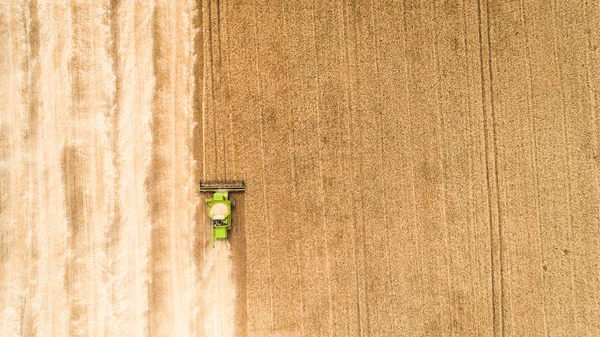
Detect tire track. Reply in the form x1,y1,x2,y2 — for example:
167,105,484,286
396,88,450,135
486,1,534,334
341,3,370,335
476,0,504,335
201,0,220,179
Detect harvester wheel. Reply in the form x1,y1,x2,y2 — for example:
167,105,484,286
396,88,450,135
230,198,236,208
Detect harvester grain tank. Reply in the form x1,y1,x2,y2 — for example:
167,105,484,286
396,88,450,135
199,180,245,247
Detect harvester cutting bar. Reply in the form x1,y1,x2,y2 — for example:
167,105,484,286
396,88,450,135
199,180,246,192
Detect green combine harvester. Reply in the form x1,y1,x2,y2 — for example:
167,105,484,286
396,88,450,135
199,180,245,247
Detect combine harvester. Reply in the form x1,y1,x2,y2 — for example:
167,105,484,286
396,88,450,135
199,180,245,247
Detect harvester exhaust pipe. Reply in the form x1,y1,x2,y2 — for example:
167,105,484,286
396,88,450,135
199,180,246,192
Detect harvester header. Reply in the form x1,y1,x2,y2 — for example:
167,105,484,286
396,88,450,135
199,180,246,192
199,180,245,247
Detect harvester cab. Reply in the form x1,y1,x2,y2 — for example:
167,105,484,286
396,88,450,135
199,180,245,247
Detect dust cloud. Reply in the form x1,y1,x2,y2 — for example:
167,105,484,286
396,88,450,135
199,242,235,337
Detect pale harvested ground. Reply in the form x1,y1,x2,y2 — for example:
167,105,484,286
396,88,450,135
1,1,599,337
